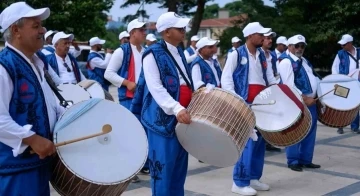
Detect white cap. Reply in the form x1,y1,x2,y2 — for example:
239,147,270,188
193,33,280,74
119,31,130,40
156,12,191,33
0,2,50,33
127,18,146,33
242,22,271,37
338,34,353,45
264,31,276,37
89,37,106,46
191,35,200,41
288,34,307,45
52,31,74,45
231,36,241,43
146,34,157,42
44,30,55,40
276,36,288,46
196,37,219,51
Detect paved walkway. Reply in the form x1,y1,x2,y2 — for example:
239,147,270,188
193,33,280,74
50,86,360,196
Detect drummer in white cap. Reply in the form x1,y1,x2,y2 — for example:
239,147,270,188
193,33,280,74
144,33,157,48
41,29,57,53
46,31,86,84
277,34,321,172
273,36,288,58
0,2,65,195
225,36,242,63
221,22,276,196
118,30,130,45
331,34,360,134
191,37,222,90
86,37,113,91
131,12,193,195
184,35,200,64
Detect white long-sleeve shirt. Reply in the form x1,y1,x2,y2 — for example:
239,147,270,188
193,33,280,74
331,48,359,74
47,65,62,86
0,44,65,157
191,56,220,90
184,46,197,64
221,44,277,95
277,52,318,98
54,53,86,84
41,45,81,58
104,44,144,87
88,50,112,69
143,41,191,117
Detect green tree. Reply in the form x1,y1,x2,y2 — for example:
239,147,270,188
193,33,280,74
0,0,114,41
202,4,220,19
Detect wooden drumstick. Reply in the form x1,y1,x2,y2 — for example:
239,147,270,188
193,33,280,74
30,124,112,154
249,100,276,106
314,84,339,101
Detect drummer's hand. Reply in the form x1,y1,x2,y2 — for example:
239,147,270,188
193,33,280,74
177,109,191,124
23,135,56,159
303,95,316,106
125,81,136,92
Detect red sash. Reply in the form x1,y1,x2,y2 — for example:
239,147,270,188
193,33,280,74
247,84,266,103
126,53,135,98
179,85,192,107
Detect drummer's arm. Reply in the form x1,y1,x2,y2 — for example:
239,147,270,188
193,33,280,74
0,65,35,157
104,48,126,87
47,66,62,86
331,54,340,74
143,53,185,117
191,63,205,90
265,63,277,85
89,53,112,69
221,50,237,95
278,59,303,95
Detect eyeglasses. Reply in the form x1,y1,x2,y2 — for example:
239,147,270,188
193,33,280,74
63,63,72,72
173,27,186,33
295,43,306,49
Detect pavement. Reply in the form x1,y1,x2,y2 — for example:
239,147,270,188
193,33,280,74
50,86,360,196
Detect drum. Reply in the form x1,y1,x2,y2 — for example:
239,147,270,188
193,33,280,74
349,69,360,81
78,80,114,101
51,99,148,196
56,83,91,105
252,84,312,147
317,74,360,128
175,88,255,167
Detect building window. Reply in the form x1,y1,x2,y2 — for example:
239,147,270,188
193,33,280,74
198,29,207,38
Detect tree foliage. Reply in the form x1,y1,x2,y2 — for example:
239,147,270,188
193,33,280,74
0,0,114,41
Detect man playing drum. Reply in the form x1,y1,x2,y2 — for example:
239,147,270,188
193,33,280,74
86,36,113,91
331,34,360,134
0,2,65,195
46,31,86,84
221,22,277,196
191,37,222,90
119,31,130,45
132,12,193,195
277,34,321,172
104,18,146,109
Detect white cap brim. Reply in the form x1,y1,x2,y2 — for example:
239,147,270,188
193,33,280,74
338,40,348,45
232,38,241,43
147,38,156,42
173,18,191,29
259,27,271,34
128,22,146,32
24,7,50,21
264,32,276,37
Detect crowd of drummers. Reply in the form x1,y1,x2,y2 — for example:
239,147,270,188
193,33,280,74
1,1,360,196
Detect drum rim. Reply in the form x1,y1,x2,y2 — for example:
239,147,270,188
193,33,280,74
57,83,92,99
53,99,149,185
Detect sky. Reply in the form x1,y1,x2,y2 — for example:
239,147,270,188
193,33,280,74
108,0,275,22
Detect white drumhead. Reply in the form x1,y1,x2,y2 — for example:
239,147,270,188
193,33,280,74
57,83,91,105
318,74,360,110
78,80,105,99
54,99,148,184
252,85,302,132
176,122,240,167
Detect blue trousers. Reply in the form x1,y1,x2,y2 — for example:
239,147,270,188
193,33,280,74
351,113,359,130
233,132,265,187
148,130,188,196
120,98,132,109
0,164,51,196
286,104,317,165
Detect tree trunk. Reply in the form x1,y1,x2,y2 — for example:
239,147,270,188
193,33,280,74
187,0,206,47
166,0,178,12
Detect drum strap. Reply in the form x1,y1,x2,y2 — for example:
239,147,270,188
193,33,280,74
278,84,304,112
44,70,70,108
347,52,359,69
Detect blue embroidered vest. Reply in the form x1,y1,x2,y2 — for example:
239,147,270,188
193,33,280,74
46,53,81,83
232,46,269,100
87,52,110,89
338,48,360,74
186,47,195,56
269,51,278,75
117,43,133,101
131,40,194,137
43,46,55,53
0,47,51,174
282,55,313,94
191,56,222,87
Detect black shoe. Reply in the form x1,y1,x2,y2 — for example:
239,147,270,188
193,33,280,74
337,128,344,134
301,163,321,169
288,164,303,172
140,168,150,174
351,129,360,134
266,144,281,152
131,175,140,183
198,160,204,163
